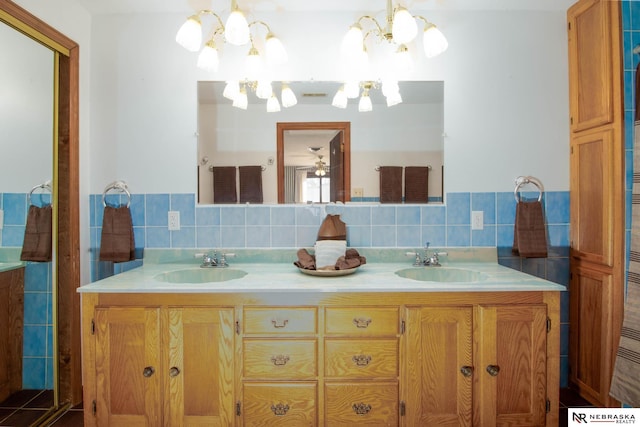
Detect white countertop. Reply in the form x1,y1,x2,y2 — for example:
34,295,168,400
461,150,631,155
78,248,566,293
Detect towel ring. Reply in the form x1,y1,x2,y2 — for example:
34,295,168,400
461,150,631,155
514,176,544,202
102,180,131,208
28,181,53,207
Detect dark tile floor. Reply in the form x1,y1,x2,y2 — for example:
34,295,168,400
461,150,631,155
1,387,594,426
559,387,595,427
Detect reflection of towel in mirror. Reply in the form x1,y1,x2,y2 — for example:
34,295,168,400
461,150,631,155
213,166,237,204
314,240,347,269
404,166,429,203
239,166,263,204
99,206,135,262
379,166,403,203
20,205,52,262
512,201,548,258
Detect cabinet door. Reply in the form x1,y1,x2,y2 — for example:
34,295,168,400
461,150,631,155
475,305,547,427
94,307,161,426
166,307,235,427
567,0,615,132
570,128,614,266
569,265,614,406
0,268,23,403
404,306,472,427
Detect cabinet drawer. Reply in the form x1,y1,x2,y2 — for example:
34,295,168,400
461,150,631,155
325,307,399,336
325,339,398,379
244,339,317,379
243,382,317,426
325,381,398,426
244,307,317,335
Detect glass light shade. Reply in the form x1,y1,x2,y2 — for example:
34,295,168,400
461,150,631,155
386,90,403,107
225,9,250,46
392,7,418,44
344,81,360,99
196,40,220,72
423,24,448,58
332,87,348,109
245,47,263,81
358,91,373,112
315,167,326,177
232,86,248,109
341,24,364,56
265,33,288,66
176,15,202,52
394,44,413,72
256,80,273,100
381,80,399,97
266,94,281,112
223,81,240,100
281,84,297,108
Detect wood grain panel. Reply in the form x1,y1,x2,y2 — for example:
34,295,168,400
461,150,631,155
325,306,399,336
325,339,398,379
243,382,317,426
244,307,317,335
0,268,24,402
243,339,317,379
324,381,398,426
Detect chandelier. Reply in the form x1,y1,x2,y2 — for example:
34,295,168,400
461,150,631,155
335,0,448,111
221,80,297,112
315,155,327,177
176,0,288,79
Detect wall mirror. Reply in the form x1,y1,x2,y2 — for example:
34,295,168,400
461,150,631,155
1,0,81,415
197,80,444,204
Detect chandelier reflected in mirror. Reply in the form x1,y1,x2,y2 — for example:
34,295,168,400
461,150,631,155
176,0,290,111
334,0,448,111
315,155,327,177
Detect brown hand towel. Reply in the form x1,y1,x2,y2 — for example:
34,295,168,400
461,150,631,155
404,166,429,203
239,166,263,204
294,248,316,270
213,166,237,204
512,200,548,258
379,166,403,203
20,205,52,262
99,206,135,263
336,248,367,270
346,248,366,265
317,214,347,241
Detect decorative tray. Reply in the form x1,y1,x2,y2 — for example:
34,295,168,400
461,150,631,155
297,267,360,277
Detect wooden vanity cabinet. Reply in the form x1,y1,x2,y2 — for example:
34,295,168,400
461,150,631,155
404,304,549,426
83,296,235,426
0,268,24,403
81,291,560,427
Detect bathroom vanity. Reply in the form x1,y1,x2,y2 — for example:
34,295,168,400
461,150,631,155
79,249,563,426
0,263,24,402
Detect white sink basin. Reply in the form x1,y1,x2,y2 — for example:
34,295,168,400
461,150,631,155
394,267,487,283
155,268,247,283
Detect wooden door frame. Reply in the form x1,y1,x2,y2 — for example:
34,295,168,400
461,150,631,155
276,121,351,204
0,0,81,405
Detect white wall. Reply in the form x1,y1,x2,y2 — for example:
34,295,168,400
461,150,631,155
89,8,569,195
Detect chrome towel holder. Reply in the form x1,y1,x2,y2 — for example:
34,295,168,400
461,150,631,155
28,180,52,207
514,176,544,202
102,180,131,208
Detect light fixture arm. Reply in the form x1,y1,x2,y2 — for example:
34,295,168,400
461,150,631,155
248,20,273,35
197,10,226,31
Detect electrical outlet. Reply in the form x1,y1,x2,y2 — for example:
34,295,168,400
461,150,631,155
353,188,364,198
0,209,3,230
168,211,181,231
472,211,484,230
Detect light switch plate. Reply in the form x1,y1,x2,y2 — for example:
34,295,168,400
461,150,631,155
168,211,180,231
472,211,484,230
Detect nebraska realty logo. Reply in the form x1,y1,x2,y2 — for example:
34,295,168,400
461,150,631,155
569,408,639,425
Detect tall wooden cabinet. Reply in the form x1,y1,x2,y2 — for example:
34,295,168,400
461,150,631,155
567,0,624,407
0,268,24,403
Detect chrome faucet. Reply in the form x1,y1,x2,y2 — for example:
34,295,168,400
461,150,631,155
201,250,218,268
411,242,448,267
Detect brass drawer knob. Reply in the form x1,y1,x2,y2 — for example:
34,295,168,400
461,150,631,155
271,354,290,366
353,317,372,328
352,354,372,366
271,402,290,416
352,402,372,415
271,318,289,328
142,366,155,378
460,365,474,377
486,364,500,376
169,366,181,377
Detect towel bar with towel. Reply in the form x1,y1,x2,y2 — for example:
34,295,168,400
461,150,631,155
21,180,53,262
514,175,544,202
102,180,131,208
